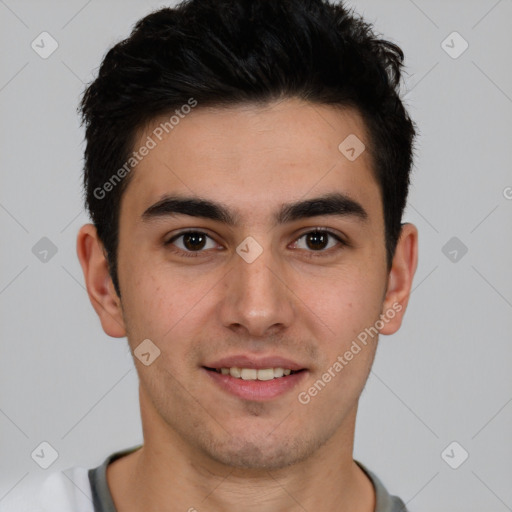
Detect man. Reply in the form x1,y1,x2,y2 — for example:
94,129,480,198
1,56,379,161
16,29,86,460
6,0,418,510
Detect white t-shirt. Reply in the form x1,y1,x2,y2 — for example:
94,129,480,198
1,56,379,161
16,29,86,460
2,466,95,512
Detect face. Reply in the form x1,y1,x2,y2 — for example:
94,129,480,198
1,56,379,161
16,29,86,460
85,98,414,470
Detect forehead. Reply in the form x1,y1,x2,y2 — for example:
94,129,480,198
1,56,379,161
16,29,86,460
121,98,381,225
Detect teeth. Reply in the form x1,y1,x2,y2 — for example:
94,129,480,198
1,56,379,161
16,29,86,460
241,368,257,380
218,367,296,380
256,368,274,381
273,368,284,378
229,367,241,378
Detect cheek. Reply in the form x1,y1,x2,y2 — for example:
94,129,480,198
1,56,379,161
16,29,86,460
120,261,217,348
302,275,381,402
308,265,384,337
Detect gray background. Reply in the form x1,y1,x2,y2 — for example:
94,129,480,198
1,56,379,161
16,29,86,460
1,1,511,510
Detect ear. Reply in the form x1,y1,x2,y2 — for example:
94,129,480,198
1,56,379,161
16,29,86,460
76,223,126,338
379,223,418,335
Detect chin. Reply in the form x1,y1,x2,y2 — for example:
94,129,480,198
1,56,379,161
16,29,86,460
206,438,307,470
196,423,329,471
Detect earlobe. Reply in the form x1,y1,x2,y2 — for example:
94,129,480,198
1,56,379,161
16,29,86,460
379,223,419,335
76,224,126,338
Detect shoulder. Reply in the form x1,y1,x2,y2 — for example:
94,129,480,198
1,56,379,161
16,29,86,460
355,460,409,512
2,446,142,512
1,466,94,512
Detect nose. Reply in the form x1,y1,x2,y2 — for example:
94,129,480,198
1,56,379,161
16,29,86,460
218,241,295,338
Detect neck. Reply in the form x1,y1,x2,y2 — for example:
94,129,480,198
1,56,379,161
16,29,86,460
107,389,375,512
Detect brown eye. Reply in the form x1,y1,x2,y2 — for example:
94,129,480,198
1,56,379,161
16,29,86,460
182,232,207,251
294,230,343,252
304,231,329,250
166,231,218,255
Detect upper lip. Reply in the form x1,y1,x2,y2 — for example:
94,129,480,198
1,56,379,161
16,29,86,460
204,355,306,371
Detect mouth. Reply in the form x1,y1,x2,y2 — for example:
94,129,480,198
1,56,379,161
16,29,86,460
202,356,308,401
204,366,304,380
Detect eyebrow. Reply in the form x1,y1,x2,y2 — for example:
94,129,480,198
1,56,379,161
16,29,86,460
141,192,368,226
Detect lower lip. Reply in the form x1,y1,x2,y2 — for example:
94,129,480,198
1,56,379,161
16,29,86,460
203,368,308,401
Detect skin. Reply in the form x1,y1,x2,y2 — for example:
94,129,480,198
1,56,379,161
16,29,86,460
77,98,418,512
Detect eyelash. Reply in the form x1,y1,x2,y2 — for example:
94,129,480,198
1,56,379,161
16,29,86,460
164,229,348,259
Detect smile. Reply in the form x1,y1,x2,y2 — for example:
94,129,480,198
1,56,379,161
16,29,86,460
203,366,307,401
209,367,300,380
